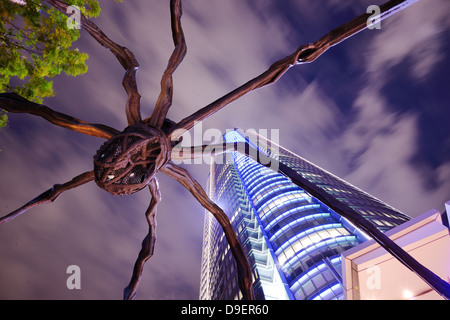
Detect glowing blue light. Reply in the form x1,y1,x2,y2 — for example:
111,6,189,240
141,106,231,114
269,213,332,242
224,131,247,143
264,206,325,231
257,190,306,213
245,175,283,194
260,201,319,224
280,236,356,272
311,283,342,300
290,262,328,292
275,223,342,255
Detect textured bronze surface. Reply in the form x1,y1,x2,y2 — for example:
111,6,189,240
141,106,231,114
93,125,170,196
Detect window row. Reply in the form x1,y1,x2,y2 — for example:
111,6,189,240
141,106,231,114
249,182,289,205
263,204,322,231
259,197,313,223
265,212,333,239
280,236,357,282
269,216,343,250
276,226,350,266
291,264,339,300
311,283,343,300
257,191,308,218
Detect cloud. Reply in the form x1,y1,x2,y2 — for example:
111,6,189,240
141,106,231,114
365,0,450,82
338,0,450,215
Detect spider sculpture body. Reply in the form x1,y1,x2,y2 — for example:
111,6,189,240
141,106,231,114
4,0,447,301
93,124,171,196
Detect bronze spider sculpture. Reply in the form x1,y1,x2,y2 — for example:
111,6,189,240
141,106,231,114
4,0,445,300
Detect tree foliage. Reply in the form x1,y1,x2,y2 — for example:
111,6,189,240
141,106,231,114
0,109,6,128
0,0,119,128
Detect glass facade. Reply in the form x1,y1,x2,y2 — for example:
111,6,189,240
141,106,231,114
199,130,411,300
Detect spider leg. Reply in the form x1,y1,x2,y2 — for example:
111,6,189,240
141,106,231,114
0,171,94,226
48,0,142,125
168,0,417,141
145,0,187,129
168,45,310,141
160,162,255,300
171,142,256,162
0,93,119,139
123,177,161,300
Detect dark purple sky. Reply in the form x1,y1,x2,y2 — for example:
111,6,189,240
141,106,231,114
1,0,449,299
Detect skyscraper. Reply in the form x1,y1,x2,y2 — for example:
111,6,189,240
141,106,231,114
199,129,411,300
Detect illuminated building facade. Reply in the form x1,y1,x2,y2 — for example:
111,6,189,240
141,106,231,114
199,129,411,300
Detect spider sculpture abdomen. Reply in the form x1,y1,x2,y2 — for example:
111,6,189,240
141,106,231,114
93,124,171,195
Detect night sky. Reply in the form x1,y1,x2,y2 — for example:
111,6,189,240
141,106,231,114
1,0,449,299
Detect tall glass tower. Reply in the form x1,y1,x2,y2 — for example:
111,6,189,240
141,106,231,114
199,129,410,300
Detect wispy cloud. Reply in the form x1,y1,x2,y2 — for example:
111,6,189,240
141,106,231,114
365,0,450,82
338,0,450,214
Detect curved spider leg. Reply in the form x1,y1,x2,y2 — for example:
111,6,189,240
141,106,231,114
168,44,311,141
169,0,417,141
0,171,94,226
123,177,161,300
144,0,187,129
160,162,255,300
174,141,450,300
47,0,142,125
0,93,119,139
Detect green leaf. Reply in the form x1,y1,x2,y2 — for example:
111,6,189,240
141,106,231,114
0,0,115,105
0,110,8,129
